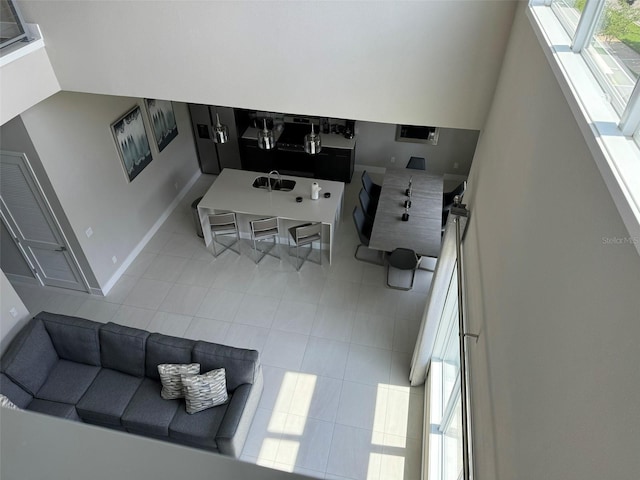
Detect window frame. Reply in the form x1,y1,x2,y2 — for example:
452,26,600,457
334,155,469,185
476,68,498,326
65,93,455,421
0,0,29,50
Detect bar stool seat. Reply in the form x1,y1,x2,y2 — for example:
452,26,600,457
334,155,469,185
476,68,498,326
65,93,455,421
386,248,419,290
250,217,280,264
208,212,240,257
288,223,322,271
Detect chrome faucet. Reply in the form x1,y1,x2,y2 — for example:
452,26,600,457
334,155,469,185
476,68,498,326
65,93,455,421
267,170,281,192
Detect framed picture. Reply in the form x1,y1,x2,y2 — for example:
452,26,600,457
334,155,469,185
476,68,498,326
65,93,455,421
111,105,153,182
145,99,178,152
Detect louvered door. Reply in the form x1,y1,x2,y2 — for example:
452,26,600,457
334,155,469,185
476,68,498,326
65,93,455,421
0,151,88,291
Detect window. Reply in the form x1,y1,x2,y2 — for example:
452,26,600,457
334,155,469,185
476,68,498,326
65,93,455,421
582,0,640,114
551,0,586,37
428,264,464,480
0,0,28,49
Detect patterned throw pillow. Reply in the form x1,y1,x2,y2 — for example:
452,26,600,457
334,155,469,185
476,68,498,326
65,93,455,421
157,363,201,400
181,368,229,414
0,394,20,410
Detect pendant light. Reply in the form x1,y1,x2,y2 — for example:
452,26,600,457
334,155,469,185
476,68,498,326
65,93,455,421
212,112,229,144
257,118,275,150
304,123,321,154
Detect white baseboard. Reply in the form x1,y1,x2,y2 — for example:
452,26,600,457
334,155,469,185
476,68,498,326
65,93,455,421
100,171,202,295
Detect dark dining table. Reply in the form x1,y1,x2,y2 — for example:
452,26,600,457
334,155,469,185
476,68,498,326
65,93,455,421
369,169,443,257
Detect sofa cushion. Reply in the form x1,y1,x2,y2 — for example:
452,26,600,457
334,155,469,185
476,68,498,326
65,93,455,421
36,360,100,404
121,378,181,437
169,399,230,449
27,399,81,421
145,334,195,380
76,368,143,426
192,341,259,392
158,363,200,399
37,312,101,366
1,318,58,395
100,323,149,377
182,368,228,414
0,373,33,409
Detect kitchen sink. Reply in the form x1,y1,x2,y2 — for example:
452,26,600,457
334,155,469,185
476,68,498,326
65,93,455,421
252,176,296,192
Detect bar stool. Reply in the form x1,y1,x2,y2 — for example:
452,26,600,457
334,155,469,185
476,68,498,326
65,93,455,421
288,223,322,271
208,212,240,257
249,217,280,264
386,248,419,290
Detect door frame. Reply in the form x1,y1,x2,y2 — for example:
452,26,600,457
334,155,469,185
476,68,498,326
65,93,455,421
0,150,91,293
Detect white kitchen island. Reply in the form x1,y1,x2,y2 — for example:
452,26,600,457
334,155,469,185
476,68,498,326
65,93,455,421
197,169,344,264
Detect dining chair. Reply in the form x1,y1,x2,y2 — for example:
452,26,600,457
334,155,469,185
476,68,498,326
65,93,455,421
361,171,381,201
406,156,426,170
352,206,384,265
386,247,420,290
249,217,280,264
208,212,240,257
358,188,377,221
288,222,322,271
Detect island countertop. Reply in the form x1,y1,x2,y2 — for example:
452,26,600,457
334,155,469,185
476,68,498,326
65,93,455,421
197,169,345,263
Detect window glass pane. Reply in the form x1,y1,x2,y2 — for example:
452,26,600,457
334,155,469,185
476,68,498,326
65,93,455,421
442,311,459,404
584,0,640,113
442,395,463,480
551,0,586,38
0,0,27,49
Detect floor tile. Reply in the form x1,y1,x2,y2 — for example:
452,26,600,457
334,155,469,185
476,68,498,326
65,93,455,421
234,294,280,328
241,408,286,460
259,366,298,413
290,374,342,423
300,337,349,379
196,287,244,322
272,300,317,335
74,298,119,323
224,323,270,351
111,305,155,330
275,415,334,472
103,274,139,304
311,305,355,342
319,280,361,311
122,277,172,310
141,255,189,283
247,270,289,298
392,315,421,353
158,283,208,316
351,312,395,350
147,311,192,337
261,330,309,370
336,381,383,431
124,252,156,278
344,344,392,386
175,259,219,288
183,317,231,344
326,424,382,480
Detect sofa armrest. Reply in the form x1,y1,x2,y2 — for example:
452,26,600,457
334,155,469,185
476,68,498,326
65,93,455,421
215,367,263,457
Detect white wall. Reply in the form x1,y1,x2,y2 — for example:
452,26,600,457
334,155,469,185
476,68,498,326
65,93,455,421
0,270,30,355
17,0,517,130
1,408,311,480
19,92,200,289
463,4,640,479
0,46,60,125
354,121,479,174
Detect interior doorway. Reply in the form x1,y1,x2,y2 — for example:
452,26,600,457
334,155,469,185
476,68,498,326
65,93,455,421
1,150,90,292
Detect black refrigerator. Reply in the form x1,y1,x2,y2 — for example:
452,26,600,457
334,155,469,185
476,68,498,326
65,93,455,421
188,104,242,174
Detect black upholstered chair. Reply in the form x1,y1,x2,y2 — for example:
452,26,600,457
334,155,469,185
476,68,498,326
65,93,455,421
361,171,381,201
358,188,377,221
386,248,420,290
352,206,384,265
406,156,426,170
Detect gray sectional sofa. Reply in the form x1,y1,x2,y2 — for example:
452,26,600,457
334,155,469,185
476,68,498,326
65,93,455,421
0,311,263,458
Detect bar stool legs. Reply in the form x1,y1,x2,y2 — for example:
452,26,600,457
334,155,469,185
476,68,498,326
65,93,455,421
208,212,240,257
250,217,280,264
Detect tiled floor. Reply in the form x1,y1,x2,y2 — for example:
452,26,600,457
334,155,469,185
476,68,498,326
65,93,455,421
12,172,433,480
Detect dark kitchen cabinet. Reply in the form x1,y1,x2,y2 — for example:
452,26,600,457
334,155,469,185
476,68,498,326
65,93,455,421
240,140,354,183
239,139,275,173
314,147,354,183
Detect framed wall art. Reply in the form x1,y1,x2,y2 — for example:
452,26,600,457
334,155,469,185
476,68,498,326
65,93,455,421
145,98,178,152
111,105,153,182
